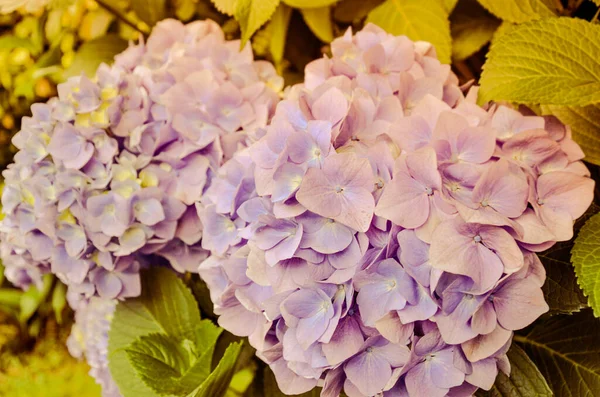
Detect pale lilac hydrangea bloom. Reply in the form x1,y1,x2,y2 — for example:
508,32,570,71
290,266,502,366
199,24,594,397
67,295,121,397
0,19,281,302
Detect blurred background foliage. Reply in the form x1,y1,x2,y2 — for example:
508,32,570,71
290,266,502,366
1,0,600,396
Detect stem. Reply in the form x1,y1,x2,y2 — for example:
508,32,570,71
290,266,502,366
96,0,149,36
592,8,600,23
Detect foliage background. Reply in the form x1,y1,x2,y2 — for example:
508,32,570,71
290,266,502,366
1,0,600,396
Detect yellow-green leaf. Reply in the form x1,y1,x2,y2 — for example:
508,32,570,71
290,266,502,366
282,0,338,9
541,103,600,165
211,0,237,16
301,7,334,43
78,9,114,41
366,0,452,64
444,0,458,13
64,35,128,78
174,0,197,21
476,0,558,23
235,0,280,47
479,18,600,107
451,0,500,61
268,3,292,69
572,213,600,317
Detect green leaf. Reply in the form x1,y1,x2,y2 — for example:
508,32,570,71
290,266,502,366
19,274,53,324
131,0,166,26
366,0,452,63
174,0,198,21
51,281,67,324
333,0,383,23
0,289,23,308
475,0,558,23
514,309,600,396
109,268,202,397
64,35,127,79
282,0,338,8
479,18,600,106
477,344,552,397
268,3,292,71
188,341,243,397
194,320,223,358
126,333,193,396
451,0,500,61
139,267,201,340
572,212,600,317
301,7,334,43
541,104,600,166
538,203,598,314
108,300,162,397
211,0,238,16
235,0,280,47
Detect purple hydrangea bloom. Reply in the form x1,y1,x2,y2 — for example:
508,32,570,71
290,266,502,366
199,24,593,397
0,18,281,302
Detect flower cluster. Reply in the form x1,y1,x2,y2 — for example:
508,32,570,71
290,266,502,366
67,296,120,397
199,24,594,396
0,18,281,302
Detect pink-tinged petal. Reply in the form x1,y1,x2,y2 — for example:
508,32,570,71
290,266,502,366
375,311,414,344
406,146,442,190
435,296,481,344
322,367,345,397
405,363,448,397
492,278,548,330
302,219,353,254
328,238,362,270
461,326,512,363
502,130,561,168
312,86,348,125
398,229,432,287
270,359,319,395
297,153,375,232
472,159,528,218
479,227,524,274
322,315,365,366
375,173,430,228
454,126,495,164
95,271,123,299
265,224,303,265
389,115,432,152
429,349,466,389
344,348,392,396
512,208,555,244
471,300,497,335
430,220,504,291
536,171,594,240
466,358,498,390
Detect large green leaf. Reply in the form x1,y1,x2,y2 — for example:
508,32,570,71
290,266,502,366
139,267,201,340
572,212,600,317
188,342,243,397
479,18,600,106
301,7,334,43
537,204,598,314
64,35,127,78
109,268,202,397
282,0,339,8
443,0,458,13
475,0,558,23
451,0,500,61
130,0,166,26
541,104,600,166
235,0,280,47
477,344,552,397
514,310,600,397
126,333,193,396
366,0,452,63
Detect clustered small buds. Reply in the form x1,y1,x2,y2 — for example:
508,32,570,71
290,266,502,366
200,24,594,397
0,19,281,304
67,296,120,397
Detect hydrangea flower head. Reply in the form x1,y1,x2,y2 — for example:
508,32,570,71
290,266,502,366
200,24,594,396
0,18,282,302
